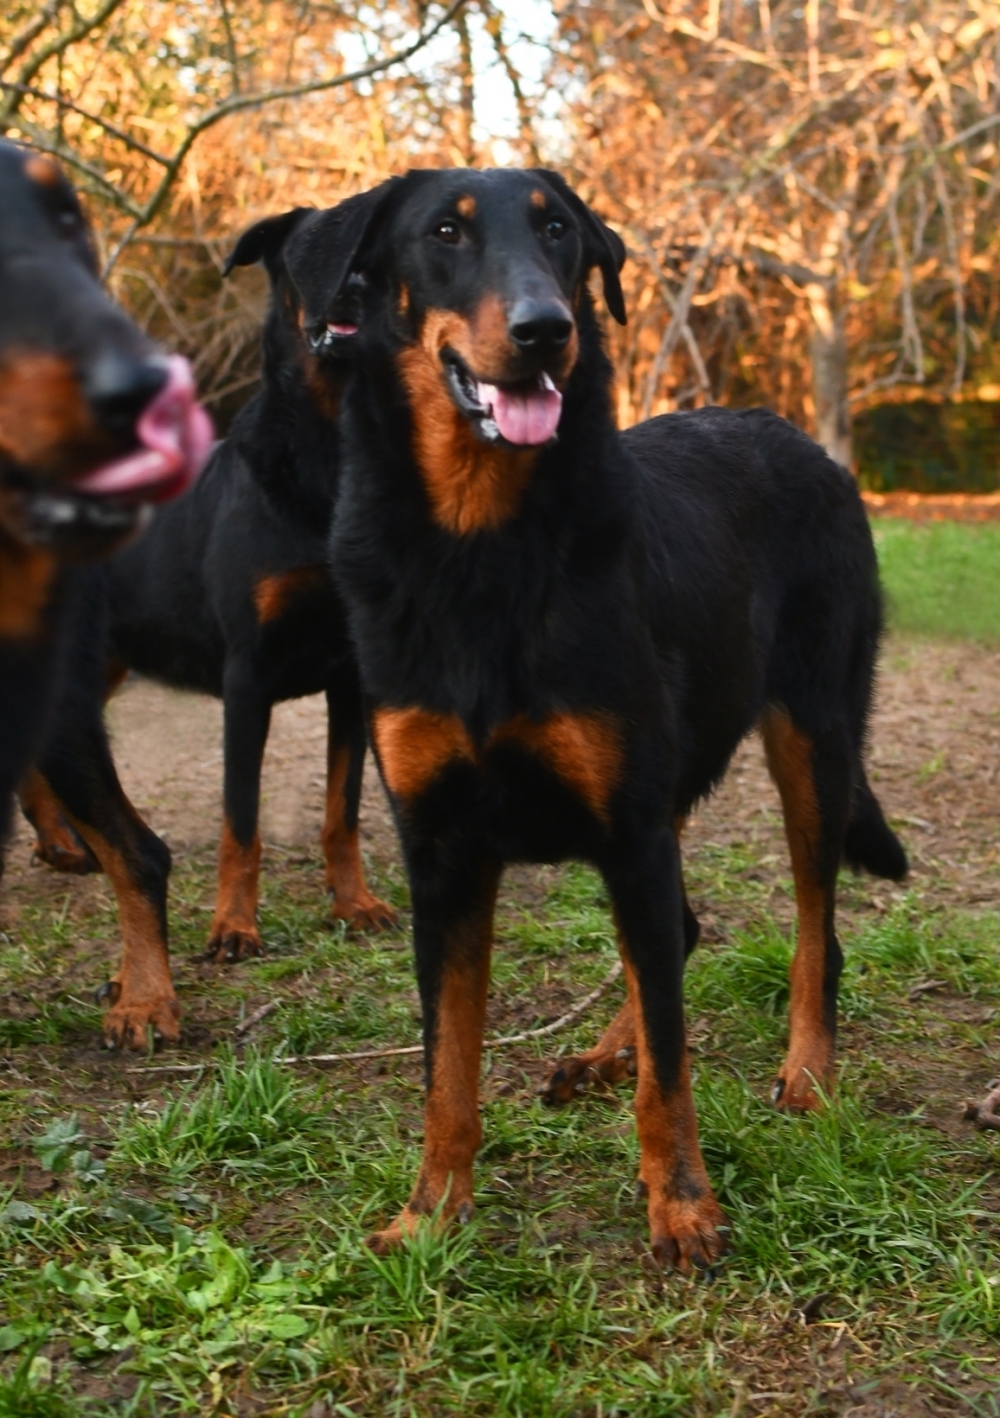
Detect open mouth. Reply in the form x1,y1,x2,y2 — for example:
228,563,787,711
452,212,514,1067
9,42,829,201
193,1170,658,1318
7,355,213,555
308,275,365,355
442,350,563,447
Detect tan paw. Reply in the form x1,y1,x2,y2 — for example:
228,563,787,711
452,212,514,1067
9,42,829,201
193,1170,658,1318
329,891,398,932
367,1198,472,1255
538,1045,636,1106
772,1042,834,1112
99,982,181,1051
205,927,264,963
648,1193,728,1276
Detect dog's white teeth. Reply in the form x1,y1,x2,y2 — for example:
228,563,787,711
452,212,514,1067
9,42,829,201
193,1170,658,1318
540,372,557,393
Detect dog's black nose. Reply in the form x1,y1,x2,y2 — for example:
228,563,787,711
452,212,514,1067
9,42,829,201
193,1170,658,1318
508,299,574,352
85,353,168,437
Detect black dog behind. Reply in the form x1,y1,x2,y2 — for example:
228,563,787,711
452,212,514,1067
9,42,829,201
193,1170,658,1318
0,139,210,1046
310,167,906,1269
50,197,396,960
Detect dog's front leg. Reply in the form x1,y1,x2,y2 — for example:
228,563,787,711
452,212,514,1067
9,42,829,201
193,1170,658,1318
367,850,501,1253
604,825,726,1274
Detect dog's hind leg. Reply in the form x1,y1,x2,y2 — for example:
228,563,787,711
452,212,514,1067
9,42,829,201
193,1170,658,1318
36,724,177,1050
538,818,697,1106
207,663,271,962
761,705,850,1112
322,674,396,931
19,766,99,874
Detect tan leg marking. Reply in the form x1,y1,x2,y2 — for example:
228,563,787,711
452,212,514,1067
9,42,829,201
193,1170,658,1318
61,817,179,1050
19,767,98,874
761,705,835,1111
623,955,725,1273
323,731,396,930
369,890,497,1253
207,819,263,962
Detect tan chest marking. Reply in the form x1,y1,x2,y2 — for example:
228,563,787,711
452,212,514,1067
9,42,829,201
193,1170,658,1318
374,704,622,820
252,566,329,623
373,706,475,800
493,711,623,822
0,532,56,640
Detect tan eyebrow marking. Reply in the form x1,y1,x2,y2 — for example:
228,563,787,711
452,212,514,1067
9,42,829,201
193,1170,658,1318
530,189,546,209
25,154,61,187
456,195,476,219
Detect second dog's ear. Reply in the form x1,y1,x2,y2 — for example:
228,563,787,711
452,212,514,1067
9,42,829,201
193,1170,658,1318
283,178,402,326
534,171,627,326
223,208,314,278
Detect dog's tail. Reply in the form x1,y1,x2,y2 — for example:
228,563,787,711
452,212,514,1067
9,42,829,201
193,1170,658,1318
843,767,908,880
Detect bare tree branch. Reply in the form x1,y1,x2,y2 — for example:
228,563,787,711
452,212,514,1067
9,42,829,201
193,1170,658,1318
102,0,470,275
0,0,130,129
0,82,171,164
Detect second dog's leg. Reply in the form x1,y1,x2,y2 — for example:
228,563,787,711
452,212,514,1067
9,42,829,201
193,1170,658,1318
207,664,271,962
323,676,396,930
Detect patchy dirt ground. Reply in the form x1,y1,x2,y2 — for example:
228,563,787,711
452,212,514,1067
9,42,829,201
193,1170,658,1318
4,632,998,928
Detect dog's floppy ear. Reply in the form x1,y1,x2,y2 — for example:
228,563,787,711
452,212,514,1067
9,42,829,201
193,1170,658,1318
222,208,313,278
282,178,403,327
535,170,627,326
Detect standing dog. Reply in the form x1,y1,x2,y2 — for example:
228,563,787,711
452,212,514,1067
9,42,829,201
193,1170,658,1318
0,139,211,1046
318,168,905,1269
29,196,395,961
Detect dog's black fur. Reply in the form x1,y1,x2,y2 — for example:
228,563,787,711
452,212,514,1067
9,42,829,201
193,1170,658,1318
313,167,906,1268
0,139,206,1048
91,197,395,957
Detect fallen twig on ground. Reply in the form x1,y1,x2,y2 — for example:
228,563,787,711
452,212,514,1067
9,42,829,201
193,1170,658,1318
234,999,281,1038
126,962,624,1076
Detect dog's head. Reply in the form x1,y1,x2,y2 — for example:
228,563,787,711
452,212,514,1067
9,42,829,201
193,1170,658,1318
295,168,626,451
0,141,212,558
225,189,390,417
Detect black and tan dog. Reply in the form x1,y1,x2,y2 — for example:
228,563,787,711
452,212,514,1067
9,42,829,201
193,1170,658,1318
0,139,211,1046
313,167,906,1270
29,196,395,961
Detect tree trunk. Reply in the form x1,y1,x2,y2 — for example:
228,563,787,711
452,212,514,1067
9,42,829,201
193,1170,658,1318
810,310,852,470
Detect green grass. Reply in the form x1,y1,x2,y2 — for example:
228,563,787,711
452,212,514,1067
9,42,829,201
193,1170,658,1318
873,519,1000,642
2,853,1000,1415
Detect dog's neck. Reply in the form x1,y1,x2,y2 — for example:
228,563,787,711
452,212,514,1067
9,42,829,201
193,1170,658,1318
239,311,347,525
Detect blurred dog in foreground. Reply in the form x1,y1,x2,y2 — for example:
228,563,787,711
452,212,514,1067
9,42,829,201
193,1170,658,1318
0,139,211,1046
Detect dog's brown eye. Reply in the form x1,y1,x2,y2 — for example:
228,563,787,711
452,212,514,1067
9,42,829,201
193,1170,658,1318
434,220,461,244
545,219,566,240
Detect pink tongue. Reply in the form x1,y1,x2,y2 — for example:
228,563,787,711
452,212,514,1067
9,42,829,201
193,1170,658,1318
72,355,214,503
477,380,562,446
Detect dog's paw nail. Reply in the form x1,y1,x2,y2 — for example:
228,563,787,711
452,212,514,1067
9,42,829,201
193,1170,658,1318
772,1077,786,1103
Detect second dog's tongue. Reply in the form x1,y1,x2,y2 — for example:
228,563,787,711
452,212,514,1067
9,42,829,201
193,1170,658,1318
477,377,562,445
